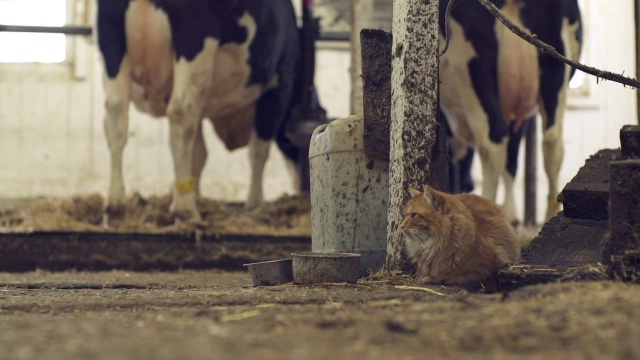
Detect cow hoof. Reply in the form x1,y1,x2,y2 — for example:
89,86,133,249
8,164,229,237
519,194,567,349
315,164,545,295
171,209,202,224
103,205,126,229
244,198,262,209
545,198,562,221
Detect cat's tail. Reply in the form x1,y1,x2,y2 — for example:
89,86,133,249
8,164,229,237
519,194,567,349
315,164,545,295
515,225,541,249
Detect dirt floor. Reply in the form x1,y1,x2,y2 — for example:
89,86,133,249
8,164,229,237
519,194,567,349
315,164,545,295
1,194,632,358
2,269,640,359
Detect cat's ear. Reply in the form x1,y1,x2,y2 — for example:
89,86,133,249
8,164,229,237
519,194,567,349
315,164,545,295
423,185,445,211
409,187,422,198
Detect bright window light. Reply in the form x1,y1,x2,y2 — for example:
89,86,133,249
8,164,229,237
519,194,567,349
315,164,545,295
569,70,585,89
0,0,66,63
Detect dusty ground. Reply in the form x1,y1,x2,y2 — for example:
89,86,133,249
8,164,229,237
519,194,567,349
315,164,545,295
2,269,640,359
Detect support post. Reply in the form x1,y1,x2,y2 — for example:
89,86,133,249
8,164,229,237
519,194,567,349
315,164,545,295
636,0,640,124
361,29,392,160
524,118,537,226
387,0,441,270
350,0,375,115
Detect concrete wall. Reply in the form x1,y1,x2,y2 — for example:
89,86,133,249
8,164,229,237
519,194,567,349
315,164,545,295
0,0,636,225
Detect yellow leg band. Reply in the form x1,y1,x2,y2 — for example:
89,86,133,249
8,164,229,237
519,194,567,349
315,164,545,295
548,198,560,208
175,178,196,194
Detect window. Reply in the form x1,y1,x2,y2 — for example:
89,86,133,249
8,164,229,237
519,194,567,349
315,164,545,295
0,0,66,63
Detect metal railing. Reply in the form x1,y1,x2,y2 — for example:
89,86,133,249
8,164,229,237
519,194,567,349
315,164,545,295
0,24,92,35
0,24,349,41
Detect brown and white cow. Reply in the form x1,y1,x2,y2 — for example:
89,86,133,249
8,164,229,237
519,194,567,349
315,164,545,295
96,0,300,226
439,0,582,222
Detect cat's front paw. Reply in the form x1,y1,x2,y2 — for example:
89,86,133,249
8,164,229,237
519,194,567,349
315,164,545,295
417,275,438,285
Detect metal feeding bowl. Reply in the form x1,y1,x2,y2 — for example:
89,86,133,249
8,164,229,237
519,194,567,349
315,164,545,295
292,252,361,284
244,259,294,286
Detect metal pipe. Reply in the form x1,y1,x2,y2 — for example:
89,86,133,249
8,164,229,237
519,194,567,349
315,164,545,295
0,24,349,41
0,24,92,36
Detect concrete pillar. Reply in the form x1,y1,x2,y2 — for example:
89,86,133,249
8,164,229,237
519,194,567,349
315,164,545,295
350,0,375,116
386,0,440,270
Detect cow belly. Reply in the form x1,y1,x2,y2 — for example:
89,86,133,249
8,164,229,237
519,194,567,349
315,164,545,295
203,47,275,118
496,0,539,130
439,19,486,148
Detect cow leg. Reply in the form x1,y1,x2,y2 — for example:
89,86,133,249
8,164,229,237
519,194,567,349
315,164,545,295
102,57,132,228
541,117,564,221
192,120,207,198
502,117,531,224
167,118,200,221
539,62,569,221
478,139,508,204
246,130,271,208
166,39,219,221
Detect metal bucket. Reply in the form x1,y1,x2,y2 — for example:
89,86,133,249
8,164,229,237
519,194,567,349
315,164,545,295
308,115,389,277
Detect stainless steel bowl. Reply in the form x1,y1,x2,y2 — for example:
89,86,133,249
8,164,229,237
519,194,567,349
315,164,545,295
292,252,361,284
243,258,294,286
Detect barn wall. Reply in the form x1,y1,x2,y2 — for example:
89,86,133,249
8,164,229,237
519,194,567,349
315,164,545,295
0,0,635,224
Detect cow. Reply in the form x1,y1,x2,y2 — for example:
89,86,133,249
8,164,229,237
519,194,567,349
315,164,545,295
439,0,582,223
96,0,300,226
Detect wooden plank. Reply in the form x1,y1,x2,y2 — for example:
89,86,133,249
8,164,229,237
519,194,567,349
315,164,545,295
560,149,619,220
497,265,567,292
0,232,311,272
523,213,607,267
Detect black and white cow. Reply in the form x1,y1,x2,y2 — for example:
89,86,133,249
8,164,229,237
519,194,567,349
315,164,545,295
439,0,582,222
96,0,300,226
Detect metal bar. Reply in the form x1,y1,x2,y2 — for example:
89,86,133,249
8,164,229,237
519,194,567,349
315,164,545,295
524,117,537,226
0,24,92,35
0,24,348,41
319,31,349,41
636,0,640,124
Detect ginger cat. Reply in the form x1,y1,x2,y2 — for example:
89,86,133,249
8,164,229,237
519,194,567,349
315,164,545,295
401,185,520,290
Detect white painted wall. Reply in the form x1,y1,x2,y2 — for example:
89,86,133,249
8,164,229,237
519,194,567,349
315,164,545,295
0,0,635,225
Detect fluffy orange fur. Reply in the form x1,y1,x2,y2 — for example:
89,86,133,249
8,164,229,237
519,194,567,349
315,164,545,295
401,186,520,290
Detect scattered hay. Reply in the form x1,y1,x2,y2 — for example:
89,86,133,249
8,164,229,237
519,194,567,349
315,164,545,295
559,264,610,282
360,267,416,286
0,193,311,237
606,250,640,283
